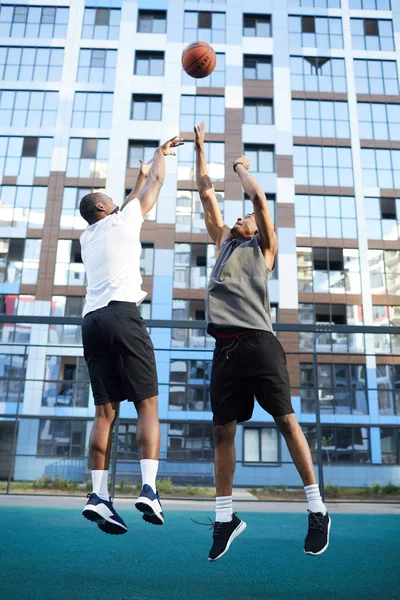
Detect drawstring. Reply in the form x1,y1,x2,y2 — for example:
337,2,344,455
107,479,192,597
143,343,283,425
224,337,241,360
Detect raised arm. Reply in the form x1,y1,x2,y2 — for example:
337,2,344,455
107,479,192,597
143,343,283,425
233,155,277,269
194,121,231,249
132,136,184,217
120,159,152,212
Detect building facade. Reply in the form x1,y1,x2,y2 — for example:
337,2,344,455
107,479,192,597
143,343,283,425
0,0,399,487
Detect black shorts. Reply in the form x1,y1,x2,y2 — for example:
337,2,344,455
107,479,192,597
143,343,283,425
210,330,294,425
82,301,158,405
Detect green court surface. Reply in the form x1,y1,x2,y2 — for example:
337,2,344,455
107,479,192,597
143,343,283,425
2,506,399,600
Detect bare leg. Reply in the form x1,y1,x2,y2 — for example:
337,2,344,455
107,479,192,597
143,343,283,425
214,420,237,497
134,395,160,459
274,413,317,486
89,402,119,470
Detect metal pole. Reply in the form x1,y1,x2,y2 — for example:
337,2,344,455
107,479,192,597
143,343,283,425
6,343,27,494
312,333,325,500
110,405,120,499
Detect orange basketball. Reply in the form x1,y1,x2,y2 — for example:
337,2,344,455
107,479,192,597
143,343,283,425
182,41,216,79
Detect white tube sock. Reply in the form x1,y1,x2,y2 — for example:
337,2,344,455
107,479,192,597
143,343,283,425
304,484,327,514
216,496,233,523
140,459,159,492
91,470,109,501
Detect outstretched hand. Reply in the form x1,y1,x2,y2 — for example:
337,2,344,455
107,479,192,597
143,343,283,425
194,121,206,151
138,159,152,176
159,136,184,156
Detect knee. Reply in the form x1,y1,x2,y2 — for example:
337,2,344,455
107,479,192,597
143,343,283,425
275,414,298,438
95,403,118,425
214,423,236,445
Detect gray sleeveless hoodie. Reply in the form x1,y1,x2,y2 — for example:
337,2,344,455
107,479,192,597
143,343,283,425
206,235,274,336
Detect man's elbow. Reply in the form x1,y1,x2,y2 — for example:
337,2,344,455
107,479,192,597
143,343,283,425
253,191,267,206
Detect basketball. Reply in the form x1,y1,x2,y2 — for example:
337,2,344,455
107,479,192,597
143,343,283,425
182,41,216,79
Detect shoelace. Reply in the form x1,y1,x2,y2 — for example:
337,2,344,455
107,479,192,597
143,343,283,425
308,510,326,531
190,516,225,538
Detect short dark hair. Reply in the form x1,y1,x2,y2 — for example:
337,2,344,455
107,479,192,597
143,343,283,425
79,192,107,224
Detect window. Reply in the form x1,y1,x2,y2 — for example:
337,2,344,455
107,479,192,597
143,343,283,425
289,16,343,49
169,359,211,411
167,423,214,460
292,100,350,139
0,46,63,82
0,90,58,128
295,195,357,238
293,146,354,187
184,11,226,43
134,51,164,76
297,247,361,293
42,356,89,408
380,428,399,464
128,140,158,168
369,250,400,295
61,187,104,230
37,419,86,457
54,240,86,287
299,302,364,355
373,305,400,355
300,360,368,415
182,53,225,88
243,55,272,80
361,149,400,188
365,197,400,241
0,354,26,403
140,244,154,276
49,296,84,345
171,299,212,349
243,427,278,463
176,190,224,234
178,141,224,182
173,243,216,289
350,0,391,7
243,99,273,125
377,365,400,415
354,60,398,96
180,95,224,133
71,92,113,129
0,186,47,229
358,103,400,141
351,18,394,51
243,14,271,37
0,294,34,315
290,56,346,93
0,238,41,284
138,300,151,320
243,145,274,173
137,10,166,34
82,8,121,39
131,94,162,121
66,138,109,179
77,49,117,86
117,422,139,459
288,0,340,6
303,426,370,463
0,5,69,38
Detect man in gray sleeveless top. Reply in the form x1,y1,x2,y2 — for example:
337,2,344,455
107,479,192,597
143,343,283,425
194,122,330,562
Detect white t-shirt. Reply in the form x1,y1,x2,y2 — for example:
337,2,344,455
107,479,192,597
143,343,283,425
80,198,146,317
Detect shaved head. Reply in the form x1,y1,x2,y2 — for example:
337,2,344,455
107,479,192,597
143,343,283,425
79,192,117,225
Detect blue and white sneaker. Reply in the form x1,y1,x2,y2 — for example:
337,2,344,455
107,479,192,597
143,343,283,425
135,484,164,525
82,493,128,535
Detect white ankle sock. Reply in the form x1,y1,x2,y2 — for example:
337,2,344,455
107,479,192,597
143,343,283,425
304,484,327,514
140,459,158,492
91,470,109,501
215,496,233,523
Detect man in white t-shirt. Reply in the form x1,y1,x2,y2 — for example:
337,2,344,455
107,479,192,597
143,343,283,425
80,136,183,535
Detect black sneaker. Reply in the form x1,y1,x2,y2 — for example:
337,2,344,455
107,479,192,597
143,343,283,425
208,514,247,562
304,510,331,555
135,484,164,525
82,493,128,535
